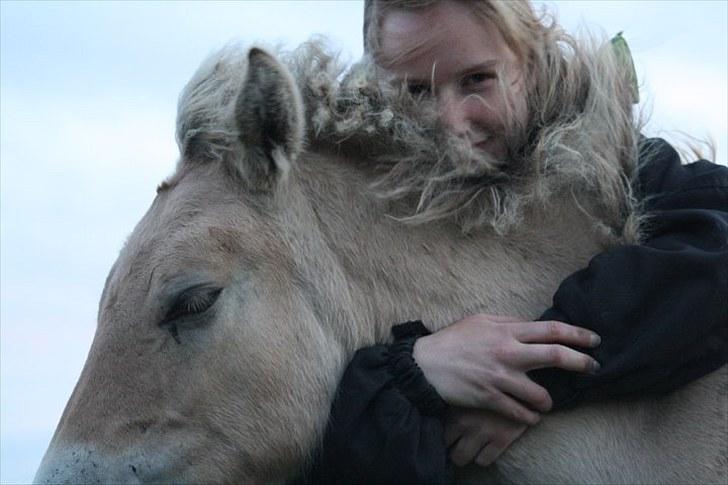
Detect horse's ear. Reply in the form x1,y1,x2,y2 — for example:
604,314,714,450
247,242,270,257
234,47,304,190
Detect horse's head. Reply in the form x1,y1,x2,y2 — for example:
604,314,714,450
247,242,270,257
35,47,347,484
34,36,645,485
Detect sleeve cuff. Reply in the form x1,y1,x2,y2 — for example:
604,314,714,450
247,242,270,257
388,321,448,417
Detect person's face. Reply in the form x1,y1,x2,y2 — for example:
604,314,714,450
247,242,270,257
378,0,528,160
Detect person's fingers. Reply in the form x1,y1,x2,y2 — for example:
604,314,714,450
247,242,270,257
480,391,541,425
474,425,527,467
497,373,553,412
449,434,488,467
474,442,500,467
477,314,525,324
515,320,600,348
517,343,600,373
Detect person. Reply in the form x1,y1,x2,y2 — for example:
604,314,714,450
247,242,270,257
297,1,728,483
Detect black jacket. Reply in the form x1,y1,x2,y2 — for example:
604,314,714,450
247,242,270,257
298,138,728,485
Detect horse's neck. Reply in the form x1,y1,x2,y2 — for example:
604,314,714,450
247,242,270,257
290,154,619,351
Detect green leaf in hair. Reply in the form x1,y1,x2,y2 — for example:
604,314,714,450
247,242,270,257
611,31,640,104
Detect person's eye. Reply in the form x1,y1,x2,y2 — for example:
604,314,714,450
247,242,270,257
407,82,431,97
461,72,496,91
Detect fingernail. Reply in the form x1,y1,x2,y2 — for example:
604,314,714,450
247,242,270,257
590,334,601,346
590,360,601,374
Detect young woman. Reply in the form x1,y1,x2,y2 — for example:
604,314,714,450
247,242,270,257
299,1,728,483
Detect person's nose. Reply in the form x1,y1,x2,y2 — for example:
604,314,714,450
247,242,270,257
438,91,470,136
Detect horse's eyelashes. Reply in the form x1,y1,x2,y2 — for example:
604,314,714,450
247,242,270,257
182,289,219,314
161,286,223,327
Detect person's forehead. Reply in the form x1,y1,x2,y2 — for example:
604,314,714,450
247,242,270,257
379,3,508,81
380,3,489,49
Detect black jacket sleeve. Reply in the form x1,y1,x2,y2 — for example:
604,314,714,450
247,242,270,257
532,138,728,408
296,322,451,485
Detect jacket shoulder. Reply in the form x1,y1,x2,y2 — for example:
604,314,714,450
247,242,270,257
637,138,728,208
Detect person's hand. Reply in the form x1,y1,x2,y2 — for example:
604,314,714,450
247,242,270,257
444,406,528,467
413,314,600,424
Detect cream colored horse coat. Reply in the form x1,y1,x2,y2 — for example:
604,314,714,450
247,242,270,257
34,47,726,484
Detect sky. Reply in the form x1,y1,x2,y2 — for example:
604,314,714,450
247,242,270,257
1,1,726,483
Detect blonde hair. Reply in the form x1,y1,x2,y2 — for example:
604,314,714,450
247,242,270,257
355,0,642,236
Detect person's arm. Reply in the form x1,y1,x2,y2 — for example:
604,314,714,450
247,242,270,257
296,321,452,485
532,138,728,409
296,318,599,484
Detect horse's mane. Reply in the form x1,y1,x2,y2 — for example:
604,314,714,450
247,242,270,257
176,39,642,240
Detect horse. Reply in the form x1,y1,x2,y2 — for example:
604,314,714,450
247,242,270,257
34,44,726,484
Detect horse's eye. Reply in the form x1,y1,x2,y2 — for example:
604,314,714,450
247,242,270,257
160,286,222,344
161,286,222,326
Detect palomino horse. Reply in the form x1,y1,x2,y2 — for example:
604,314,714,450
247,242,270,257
35,46,726,484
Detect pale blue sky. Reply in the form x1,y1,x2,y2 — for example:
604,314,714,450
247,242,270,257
1,1,726,483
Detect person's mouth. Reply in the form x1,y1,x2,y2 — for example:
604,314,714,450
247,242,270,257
473,136,491,151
